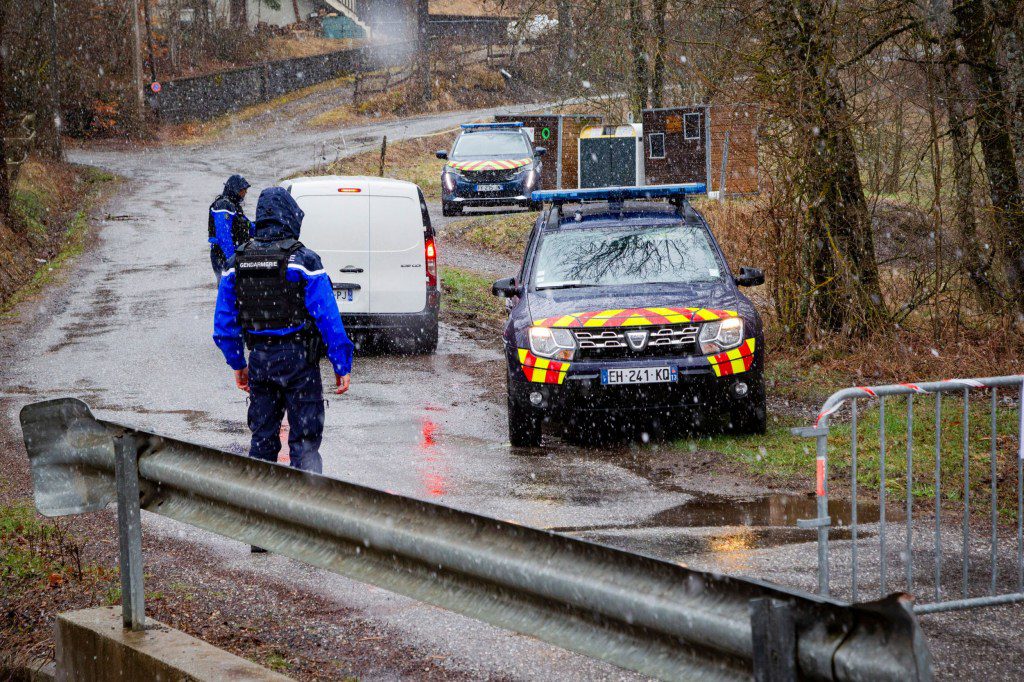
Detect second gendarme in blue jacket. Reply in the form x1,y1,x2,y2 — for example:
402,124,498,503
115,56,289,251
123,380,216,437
208,175,253,276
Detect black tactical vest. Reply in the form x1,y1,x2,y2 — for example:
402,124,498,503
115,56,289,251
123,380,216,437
234,239,308,333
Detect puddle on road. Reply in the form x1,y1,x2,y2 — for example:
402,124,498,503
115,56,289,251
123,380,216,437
644,493,879,529
551,493,881,535
555,493,883,569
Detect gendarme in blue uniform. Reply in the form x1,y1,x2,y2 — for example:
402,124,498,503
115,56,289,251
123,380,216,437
208,174,253,278
213,187,354,473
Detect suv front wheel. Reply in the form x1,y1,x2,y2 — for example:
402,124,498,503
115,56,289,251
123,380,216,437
728,376,767,435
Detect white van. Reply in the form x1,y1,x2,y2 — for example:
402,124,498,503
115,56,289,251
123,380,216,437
282,176,439,353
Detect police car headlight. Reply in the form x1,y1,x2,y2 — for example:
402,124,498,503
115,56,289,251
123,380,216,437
443,171,458,191
528,327,575,361
522,169,538,189
699,318,743,354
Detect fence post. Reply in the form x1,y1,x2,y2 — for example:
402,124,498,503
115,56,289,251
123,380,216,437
794,426,831,596
749,597,796,682
113,433,145,630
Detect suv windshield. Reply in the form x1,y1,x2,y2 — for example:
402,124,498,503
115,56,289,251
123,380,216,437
452,131,531,160
533,223,724,290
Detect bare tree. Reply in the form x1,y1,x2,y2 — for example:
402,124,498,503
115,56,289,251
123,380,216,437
762,0,885,336
0,1,11,228
627,0,648,118
651,0,668,108
229,0,247,30
952,0,1024,306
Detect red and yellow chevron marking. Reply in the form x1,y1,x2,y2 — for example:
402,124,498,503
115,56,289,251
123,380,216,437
517,349,569,384
447,158,532,172
532,306,738,329
706,338,756,377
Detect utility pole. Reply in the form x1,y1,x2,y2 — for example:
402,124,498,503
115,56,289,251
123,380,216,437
44,0,64,159
131,0,145,125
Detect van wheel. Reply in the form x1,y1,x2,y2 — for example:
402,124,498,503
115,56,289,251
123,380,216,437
442,201,462,217
508,391,542,447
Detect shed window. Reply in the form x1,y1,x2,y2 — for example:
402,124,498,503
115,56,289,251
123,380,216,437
684,113,701,140
648,133,666,159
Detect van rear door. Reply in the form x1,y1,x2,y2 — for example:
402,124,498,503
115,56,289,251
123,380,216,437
369,188,426,313
293,187,370,314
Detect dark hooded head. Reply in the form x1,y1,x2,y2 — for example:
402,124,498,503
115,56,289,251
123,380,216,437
254,187,304,241
223,174,250,201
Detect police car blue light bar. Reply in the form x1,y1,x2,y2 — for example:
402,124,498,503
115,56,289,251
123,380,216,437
531,183,707,204
460,122,524,130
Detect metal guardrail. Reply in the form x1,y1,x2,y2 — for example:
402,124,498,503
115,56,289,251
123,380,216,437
21,398,932,680
794,375,1024,614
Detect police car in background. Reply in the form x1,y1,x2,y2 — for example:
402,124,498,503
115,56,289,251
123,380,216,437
491,184,767,446
436,122,546,216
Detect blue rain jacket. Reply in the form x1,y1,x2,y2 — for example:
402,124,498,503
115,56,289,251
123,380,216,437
208,174,253,260
213,187,354,377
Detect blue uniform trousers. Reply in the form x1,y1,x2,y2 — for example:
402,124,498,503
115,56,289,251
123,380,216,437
247,339,325,474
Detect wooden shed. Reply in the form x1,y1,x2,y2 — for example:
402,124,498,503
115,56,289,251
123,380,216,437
641,106,709,187
494,114,603,189
641,105,760,195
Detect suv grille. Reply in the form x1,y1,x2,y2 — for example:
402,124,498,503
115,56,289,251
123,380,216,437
572,324,700,360
463,168,518,183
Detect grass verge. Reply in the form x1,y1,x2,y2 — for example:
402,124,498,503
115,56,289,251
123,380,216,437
1,160,119,315
441,267,505,335
445,212,535,261
309,132,455,202
0,502,117,675
693,391,1023,514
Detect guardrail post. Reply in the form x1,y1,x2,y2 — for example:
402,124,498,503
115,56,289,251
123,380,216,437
113,433,145,631
750,597,796,682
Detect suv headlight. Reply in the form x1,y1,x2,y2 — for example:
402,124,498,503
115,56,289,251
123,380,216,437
699,318,743,354
528,327,575,360
443,170,459,191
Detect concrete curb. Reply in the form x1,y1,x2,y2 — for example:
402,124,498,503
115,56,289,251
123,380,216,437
54,607,290,681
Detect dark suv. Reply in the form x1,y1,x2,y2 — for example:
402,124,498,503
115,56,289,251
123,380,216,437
436,122,545,216
491,184,767,446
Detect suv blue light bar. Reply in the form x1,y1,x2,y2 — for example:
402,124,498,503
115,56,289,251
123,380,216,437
460,122,524,130
531,183,707,204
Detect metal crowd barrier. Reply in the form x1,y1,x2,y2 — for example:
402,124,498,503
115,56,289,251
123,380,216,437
794,374,1024,614
20,398,932,681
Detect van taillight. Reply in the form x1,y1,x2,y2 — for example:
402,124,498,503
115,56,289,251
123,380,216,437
425,236,437,287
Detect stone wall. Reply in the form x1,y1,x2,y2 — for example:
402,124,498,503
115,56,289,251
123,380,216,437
153,42,412,124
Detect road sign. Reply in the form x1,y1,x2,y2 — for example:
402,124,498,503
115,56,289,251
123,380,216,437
150,82,161,93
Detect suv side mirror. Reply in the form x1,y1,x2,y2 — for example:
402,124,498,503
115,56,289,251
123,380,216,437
435,150,448,160
492,276,521,297
735,267,765,287
534,147,547,157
